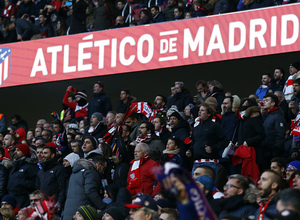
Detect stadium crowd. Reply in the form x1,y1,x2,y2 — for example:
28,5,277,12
1,62,300,219
0,0,296,43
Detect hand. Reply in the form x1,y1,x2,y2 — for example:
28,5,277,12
17,34,22,41
67,86,73,92
205,145,212,154
292,152,298,160
186,150,192,157
289,101,296,109
243,141,248,147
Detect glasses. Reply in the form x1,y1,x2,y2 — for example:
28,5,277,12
139,127,147,129
30,199,41,202
223,184,241,190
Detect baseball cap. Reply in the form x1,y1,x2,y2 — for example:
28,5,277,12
124,194,158,211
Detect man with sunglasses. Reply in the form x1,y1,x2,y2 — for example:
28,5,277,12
211,174,258,220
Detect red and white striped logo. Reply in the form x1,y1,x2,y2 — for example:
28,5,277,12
0,48,11,87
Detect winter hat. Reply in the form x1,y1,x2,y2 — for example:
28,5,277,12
75,91,87,100
169,111,182,120
290,62,300,71
286,161,300,171
68,123,79,130
125,194,158,211
1,195,17,209
8,126,17,133
205,97,218,110
14,128,26,142
45,142,57,150
77,205,98,220
16,144,31,157
92,112,103,122
155,199,171,209
84,136,98,149
105,207,124,220
196,175,214,193
64,153,80,167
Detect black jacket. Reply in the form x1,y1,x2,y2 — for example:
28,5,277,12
167,88,193,111
190,118,228,160
69,0,87,34
0,159,13,201
36,158,66,205
237,106,265,165
262,107,286,157
8,156,39,208
88,91,112,118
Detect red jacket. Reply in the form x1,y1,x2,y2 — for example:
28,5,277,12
63,90,88,119
127,156,161,196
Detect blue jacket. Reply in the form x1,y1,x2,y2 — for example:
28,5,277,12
256,85,269,100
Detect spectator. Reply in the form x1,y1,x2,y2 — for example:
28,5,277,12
116,89,132,113
268,68,285,93
85,113,107,140
126,143,161,196
39,13,54,38
69,0,88,34
151,6,165,23
63,158,107,219
283,61,300,102
73,205,99,220
88,81,112,118
36,146,66,211
93,0,118,31
255,73,271,101
163,0,177,21
7,144,38,208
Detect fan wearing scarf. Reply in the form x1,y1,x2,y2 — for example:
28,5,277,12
126,143,161,197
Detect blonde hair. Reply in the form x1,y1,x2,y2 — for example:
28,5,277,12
0,208,15,220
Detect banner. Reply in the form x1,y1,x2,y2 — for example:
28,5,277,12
1,4,300,88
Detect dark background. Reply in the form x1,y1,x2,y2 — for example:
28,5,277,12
1,50,299,128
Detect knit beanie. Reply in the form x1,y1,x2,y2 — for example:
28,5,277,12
105,207,124,220
84,136,98,149
196,175,214,193
290,62,300,71
169,111,182,120
75,91,87,100
92,112,103,122
16,144,31,157
77,205,98,220
1,195,17,209
286,161,300,171
64,153,80,167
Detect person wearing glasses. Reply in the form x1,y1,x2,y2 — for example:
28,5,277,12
131,121,165,162
210,174,258,220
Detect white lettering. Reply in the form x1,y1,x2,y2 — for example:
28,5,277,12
137,34,153,64
30,48,48,77
94,39,110,69
78,41,93,71
47,46,62,74
271,16,277,47
111,38,117,67
183,27,204,58
228,21,246,52
63,45,76,73
169,37,177,53
160,39,169,54
119,36,135,66
281,14,299,46
206,24,225,55
249,18,267,50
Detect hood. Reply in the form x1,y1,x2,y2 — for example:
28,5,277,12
72,159,96,173
85,149,103,158
25,149,38,164
244,106,260,118
172,119,190,133
1,159,13,169
14,128,26,142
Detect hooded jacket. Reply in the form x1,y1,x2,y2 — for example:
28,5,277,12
8,151,39,208
0,159,13,200
63,159,106,219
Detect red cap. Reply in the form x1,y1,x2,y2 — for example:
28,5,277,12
16,144,30,157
